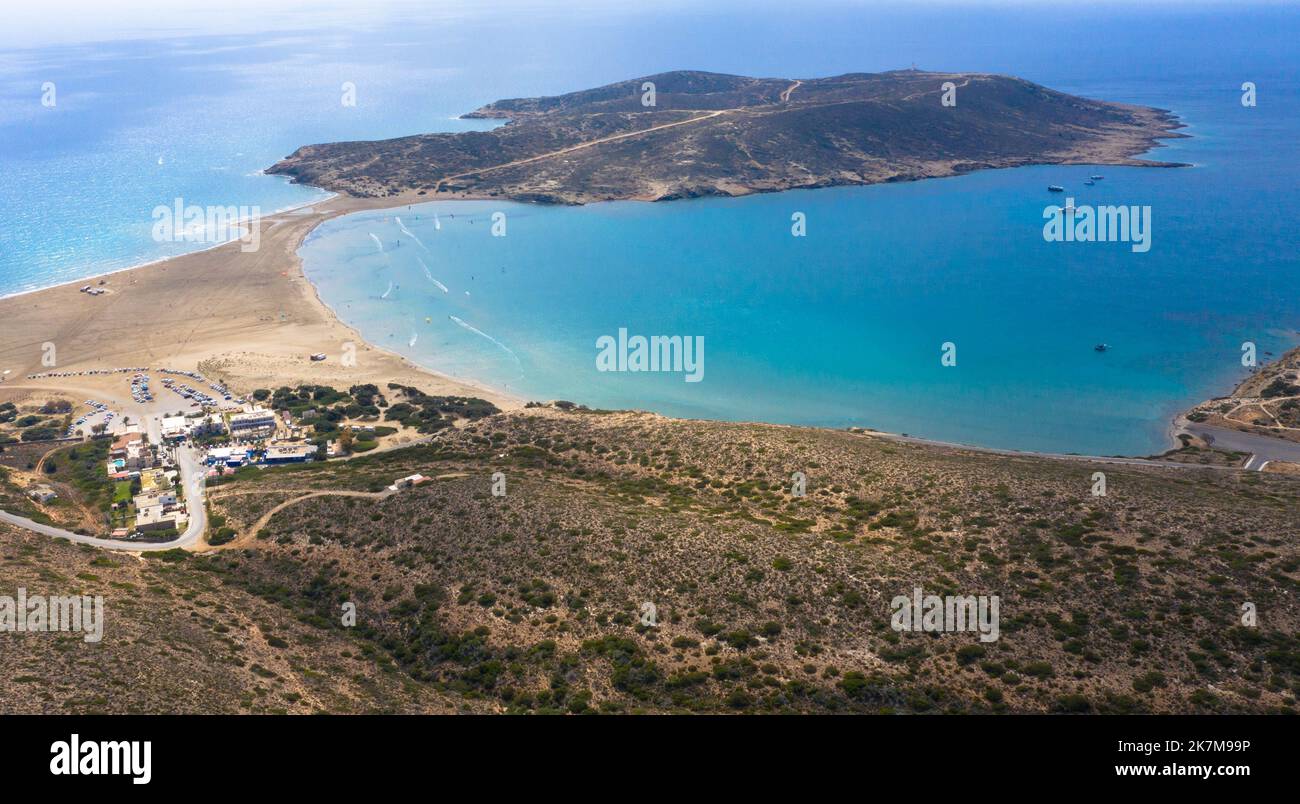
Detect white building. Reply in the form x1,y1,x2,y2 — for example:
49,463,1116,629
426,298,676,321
190,414,227,437
160,416,188,440
207,446,249,467
134,490,178,510
264,444,319,464
229,408,276,435
387,474,427,493
135,504,178,532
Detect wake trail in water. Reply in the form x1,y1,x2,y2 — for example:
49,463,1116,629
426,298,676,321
395,217,426,250
369,233,384,252
381,281,394,300
449,314,522,370
416,256,449,293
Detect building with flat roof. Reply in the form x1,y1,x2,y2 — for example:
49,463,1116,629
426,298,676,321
191,414,226,437
207,446,250,467
160,416,188,440
27,485,57,503
134,490,177,510
126,443,149,470
135,504,177,532
387,474,428,493
264,444,319,464
229,408,276,434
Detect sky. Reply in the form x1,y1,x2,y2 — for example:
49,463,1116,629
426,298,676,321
3,0,1287,49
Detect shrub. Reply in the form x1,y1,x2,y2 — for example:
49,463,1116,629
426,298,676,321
208,527,237,546
1023,661,1054,678
1055,694,1091,713
1132,671,1166,693
956,644,987,665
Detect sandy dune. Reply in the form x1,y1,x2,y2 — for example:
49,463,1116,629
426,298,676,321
0,194,520,412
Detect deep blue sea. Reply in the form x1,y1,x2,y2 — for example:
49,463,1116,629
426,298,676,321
4,2,1299,454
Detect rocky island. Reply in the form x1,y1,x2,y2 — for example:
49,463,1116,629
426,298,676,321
267,69,1186,204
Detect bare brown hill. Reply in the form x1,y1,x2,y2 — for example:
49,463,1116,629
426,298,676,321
267,69,1185,203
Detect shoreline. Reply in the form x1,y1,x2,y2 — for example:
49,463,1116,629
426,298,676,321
0,190,337,303
0,180,1263,464
294,225,522,407
0,190,523,419
3,128,1293,464
241,192,527,408
284,182,1300,462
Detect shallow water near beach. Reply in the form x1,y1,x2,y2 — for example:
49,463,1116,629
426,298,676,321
301,68,1300,456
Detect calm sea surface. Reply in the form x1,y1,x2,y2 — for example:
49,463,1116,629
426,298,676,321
5,2,1299,453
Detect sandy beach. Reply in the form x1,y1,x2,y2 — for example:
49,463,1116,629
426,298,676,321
6,181,1297,465
0,192,521,417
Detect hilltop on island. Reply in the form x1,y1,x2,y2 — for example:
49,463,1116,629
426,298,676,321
266,69,1186,203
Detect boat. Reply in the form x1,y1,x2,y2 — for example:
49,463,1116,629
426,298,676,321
1090,174,1103,180
1094,343,1109,352
1048,185,1065,192
1084,179,1095,186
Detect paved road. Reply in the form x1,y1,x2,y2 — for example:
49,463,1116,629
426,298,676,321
871,431,1233,471
145,413,162,445
1183,423,1300,471
0,444,208,551
173,445,208,543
